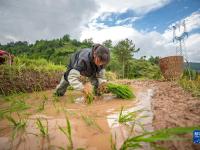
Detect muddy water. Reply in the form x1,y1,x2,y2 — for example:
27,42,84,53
0,85,154,150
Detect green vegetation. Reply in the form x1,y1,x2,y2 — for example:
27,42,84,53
118,107,138,124
0,35,93,65
0,56,64,95
1,36,162,80
106,39,162,79
14,56,65,72
81,114,103,132
120,126,200,150
179,77,200,97
6,114,27,139
36,118,49,137
110,133,117,150
36,94,48,112
107,83,135,99
0,99,31,119
85,93,94,104
37,100,46,112
58,116,73,150
179,68,200,97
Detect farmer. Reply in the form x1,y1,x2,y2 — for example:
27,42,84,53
55,44,110,97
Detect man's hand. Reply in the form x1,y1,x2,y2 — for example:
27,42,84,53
97,82,109,95
83,82,93,95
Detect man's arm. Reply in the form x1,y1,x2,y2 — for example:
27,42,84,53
67,69,84,91
68,69,93,95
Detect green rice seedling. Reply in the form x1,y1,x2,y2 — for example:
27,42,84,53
178,78,200,97
107,83,135,99
6,113,27,139
118,106,142,124
53,95,60,102
67,85,74,90
37,100,45,112
67,92,75,103
43,94,49,101
58,116,73,150
81,114,103,132
63,108,78,117
85,93,94,104
0,99,31,119
110,133,117,150
36,94,49,112
36,118,49,137
3,92,29,102
120,126,200,150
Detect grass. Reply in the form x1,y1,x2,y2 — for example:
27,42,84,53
118,106,146,126
0,56,65,95
107,83,135,99
53,95,60,102
0,99,31,119
14,56,65,72
110,133,117,150
85,93,94,104
37,100,46,112
6,113,27,139
37,95,48,112
118,107,137,124
178,77,200,98
120,126,200,150
58,116,73,150
36,118,49,137
81,114,103,132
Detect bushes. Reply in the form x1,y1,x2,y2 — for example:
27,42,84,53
107,56,162,79
0,57,65,95
178,68,200,97
105,71,117,81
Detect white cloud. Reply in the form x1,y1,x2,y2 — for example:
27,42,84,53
80,10,200,62
95,0,171,15
115,17,140,25
81,25,136,43
0,0,98,44
80,24,176,58
185,33,200,62
163,10,200,41
0,0,199,62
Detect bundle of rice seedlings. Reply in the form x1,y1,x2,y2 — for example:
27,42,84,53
85,93,94,104
107,83,135,99
96,82,109,95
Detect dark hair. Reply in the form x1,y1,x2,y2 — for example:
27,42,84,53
92,44,110,64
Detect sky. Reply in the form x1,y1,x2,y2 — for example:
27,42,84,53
0,0,200,62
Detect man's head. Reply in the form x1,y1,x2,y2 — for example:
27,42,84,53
92,44,110,66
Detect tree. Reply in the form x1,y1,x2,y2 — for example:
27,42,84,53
62,34,70,42
113,39,140,78
82,38,94,47
148,56,160,65
102,40,112,48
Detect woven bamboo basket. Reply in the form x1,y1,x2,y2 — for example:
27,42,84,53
159,56,184,80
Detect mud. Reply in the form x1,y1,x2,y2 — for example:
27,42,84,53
0,80,200,150
0,86,139,150
132,80,200,150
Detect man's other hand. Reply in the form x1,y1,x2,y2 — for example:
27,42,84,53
83,82,93,95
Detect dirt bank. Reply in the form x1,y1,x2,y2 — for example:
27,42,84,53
134,80,200,150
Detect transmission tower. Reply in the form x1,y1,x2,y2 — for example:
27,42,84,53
172,20,188,58
172,20,193,79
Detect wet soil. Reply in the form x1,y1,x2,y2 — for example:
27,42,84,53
0,85,139,150
128,80,200,150
0,80,200,150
